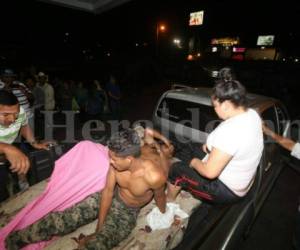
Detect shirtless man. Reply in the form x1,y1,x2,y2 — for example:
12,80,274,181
6,128,171,250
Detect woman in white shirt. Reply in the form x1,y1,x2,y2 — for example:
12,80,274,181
168,73,264,204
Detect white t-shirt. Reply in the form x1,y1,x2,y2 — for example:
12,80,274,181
40,83,55,110
291,142,300,160
205,108,263,197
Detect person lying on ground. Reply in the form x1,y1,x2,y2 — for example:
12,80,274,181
5,128,170,250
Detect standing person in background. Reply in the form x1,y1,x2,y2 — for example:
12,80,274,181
106,75,121,120
25,75,45,142
75,81,88,107
262,123,300,250
0,69,33,124
75,81,88,121
37,72,55,134
37,72,55,111
59,80,73,111
85,81,105,123
26,76,45,110
94,80,109,118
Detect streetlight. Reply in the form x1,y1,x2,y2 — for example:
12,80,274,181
156,24,166,57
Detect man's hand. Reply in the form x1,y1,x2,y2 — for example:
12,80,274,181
73,233,96,249
31,141,54,150
202,144,210,154
95,221,103,232
262,122,274,137
2,145,30,174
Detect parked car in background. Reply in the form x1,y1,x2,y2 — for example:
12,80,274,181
152,84,291,249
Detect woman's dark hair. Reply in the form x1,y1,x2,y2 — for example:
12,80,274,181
212,79,248,107
217,67,236,82
107,128,141,158
0,90,18,106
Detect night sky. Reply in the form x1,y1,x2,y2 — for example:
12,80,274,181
0,0,299,66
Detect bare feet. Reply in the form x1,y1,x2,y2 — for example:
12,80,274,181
72,233,96,249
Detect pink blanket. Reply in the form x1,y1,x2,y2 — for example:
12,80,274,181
0,140,110,250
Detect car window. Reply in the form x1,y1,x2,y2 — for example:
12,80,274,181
261,105,283,167
156,97,220,133
261,106,278,134
275,105,288,135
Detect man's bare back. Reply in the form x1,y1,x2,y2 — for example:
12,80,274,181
112,143,168,208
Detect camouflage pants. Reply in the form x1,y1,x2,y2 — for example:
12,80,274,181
5,191,140,250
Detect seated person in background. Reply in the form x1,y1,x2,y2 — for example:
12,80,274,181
0,90,50,202
6,128,169,250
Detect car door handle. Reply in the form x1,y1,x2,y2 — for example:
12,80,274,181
264,162,272,172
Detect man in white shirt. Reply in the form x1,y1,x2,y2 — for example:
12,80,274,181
0,90,50,202
37,72,55,132
37,72,55,111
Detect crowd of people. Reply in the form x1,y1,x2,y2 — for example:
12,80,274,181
1,68,122,126
0,68,122,198
0,66,298,249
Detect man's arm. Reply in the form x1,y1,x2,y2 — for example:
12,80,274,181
0,143,30,174
190,147,232,179
20,124,50,150
96,166,117,232
262,123,296,152
153,184,167,213
145,128,171,147
108,91,120,100
145,162,167,213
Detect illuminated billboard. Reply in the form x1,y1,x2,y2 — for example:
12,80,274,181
233,47,246,53
211,37,239,46
257,35,275,46
189,11,204,26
